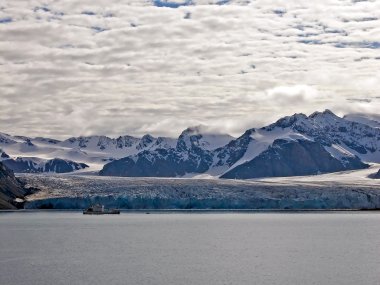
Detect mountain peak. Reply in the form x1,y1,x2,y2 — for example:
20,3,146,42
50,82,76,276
181,125,208,136
264,113,308,130
141,134,155,141
309,109,338,119
136,134,156,150
177,125,234,151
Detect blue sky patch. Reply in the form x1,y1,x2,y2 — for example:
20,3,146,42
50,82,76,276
216,0,230,5
82,11,96,16
91,26,107,33
153,0,193,8
335,41,380,49
0,17,12,24
34,6,50,12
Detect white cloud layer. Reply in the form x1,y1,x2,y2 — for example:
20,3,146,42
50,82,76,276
0,0,379,138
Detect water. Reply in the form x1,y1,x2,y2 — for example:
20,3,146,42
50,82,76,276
1,212,380,285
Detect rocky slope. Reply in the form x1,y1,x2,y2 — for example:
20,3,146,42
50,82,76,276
373,169,380,179
100,110,378,178
0,162,28,209
2,110,380,178
221,139,367,179
0,132,178,172
344,114,380,129
99,126,230,177
1,154,88,173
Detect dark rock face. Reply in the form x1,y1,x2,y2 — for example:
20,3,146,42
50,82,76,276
176,127,209,151
100,127,217,177
99,110,377,179
100,149,178,177
136,134,155,150
44,159,88,173
264,110,380,154
100,147,213,177
24,138,34,147
0,162,27,209
2,158,88,173
100,138,370,179
2,158,34,173
116,135,138,148
0,133,16,144
34,137,60,144
374,169,380,179
213,129,255,168
221,139,368,179
1,150,10,159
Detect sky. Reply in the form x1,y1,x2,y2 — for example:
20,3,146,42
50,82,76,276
0,0,379,139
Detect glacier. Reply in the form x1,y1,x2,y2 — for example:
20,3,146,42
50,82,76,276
22,165,380,210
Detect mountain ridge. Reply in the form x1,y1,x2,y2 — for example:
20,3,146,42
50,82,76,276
100,110,379,178
1,110,379,179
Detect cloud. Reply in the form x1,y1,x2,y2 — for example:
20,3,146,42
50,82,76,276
0,0,379,139
265,85,320,105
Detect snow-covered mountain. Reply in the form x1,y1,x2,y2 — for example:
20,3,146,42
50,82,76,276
100,110,380,179
1,154,88,174
2,110,380,177
99,126,235,177
176,126,234,151
0,128,231,174
343,114,380,129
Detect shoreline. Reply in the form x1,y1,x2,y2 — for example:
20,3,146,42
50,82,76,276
2,208,380,214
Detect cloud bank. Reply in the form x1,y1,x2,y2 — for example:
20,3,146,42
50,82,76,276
0,0,379,138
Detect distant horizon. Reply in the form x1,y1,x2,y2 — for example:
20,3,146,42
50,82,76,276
1,108,379,141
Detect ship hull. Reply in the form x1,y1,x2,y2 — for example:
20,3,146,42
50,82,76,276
83,210,120,215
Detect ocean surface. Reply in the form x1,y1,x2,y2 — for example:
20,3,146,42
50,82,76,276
1,212,380,285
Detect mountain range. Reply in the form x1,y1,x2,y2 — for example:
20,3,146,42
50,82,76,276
1,110,380,179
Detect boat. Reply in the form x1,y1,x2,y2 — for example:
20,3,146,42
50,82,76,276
83,204,120,215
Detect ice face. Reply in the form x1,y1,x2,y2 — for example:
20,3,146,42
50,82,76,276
22,166,380,210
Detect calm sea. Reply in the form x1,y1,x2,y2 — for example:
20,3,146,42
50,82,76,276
1,212,379,285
